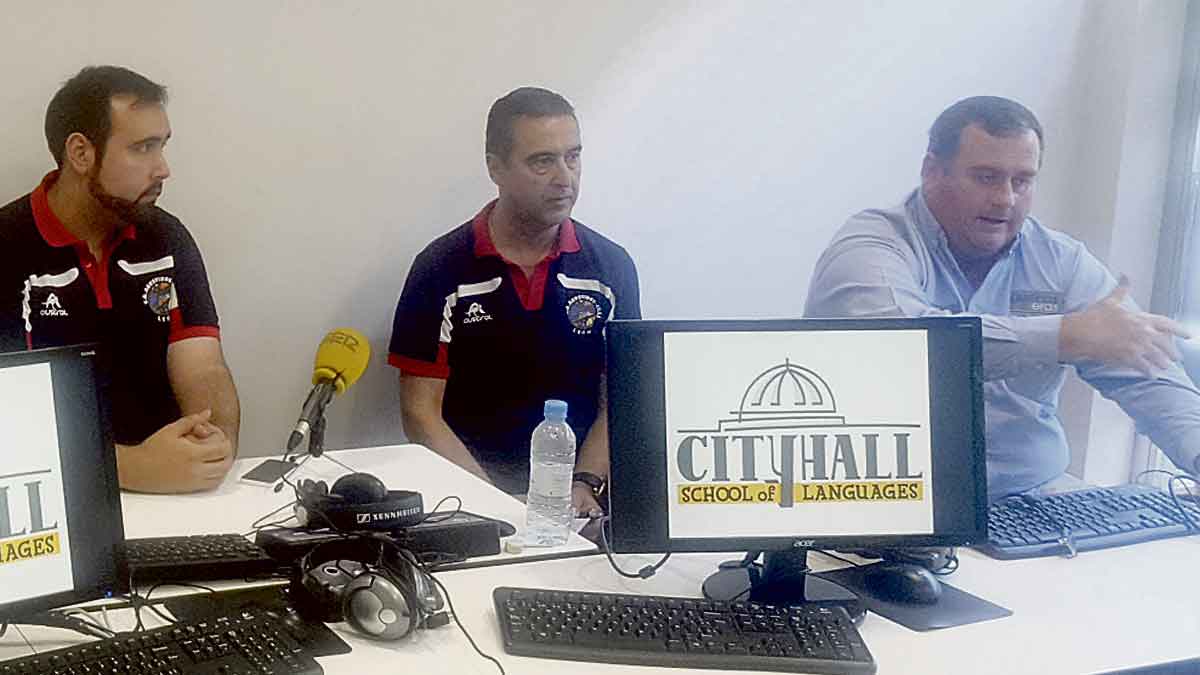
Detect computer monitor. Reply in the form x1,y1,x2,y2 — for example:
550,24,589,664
606,317,986,608
0,345,127,622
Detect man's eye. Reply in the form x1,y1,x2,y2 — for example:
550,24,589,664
975,173,998,185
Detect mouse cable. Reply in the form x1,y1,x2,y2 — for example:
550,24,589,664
598,516,671,579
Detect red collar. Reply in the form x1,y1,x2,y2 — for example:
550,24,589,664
471,199,581,260
31,170,137,248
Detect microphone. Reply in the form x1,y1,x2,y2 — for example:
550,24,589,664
286,328,371,454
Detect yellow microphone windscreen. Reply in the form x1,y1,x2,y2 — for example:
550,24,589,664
312,328,371,393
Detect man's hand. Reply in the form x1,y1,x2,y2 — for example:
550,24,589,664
1060,277,1193,375
572,483,604,519
116,410,236,494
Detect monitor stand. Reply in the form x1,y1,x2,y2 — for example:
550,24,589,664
701,550,866,623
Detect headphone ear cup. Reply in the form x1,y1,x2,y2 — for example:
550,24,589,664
342,573,416,641
295,560,364,624
330,473,388,504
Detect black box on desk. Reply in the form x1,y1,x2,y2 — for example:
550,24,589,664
395,511,502,558
255,510,501,564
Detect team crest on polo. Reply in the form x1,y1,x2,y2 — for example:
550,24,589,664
142,276,174,322
565,294,601,334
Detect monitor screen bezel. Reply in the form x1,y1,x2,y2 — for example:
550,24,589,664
606,317,987,554
0,344,128,621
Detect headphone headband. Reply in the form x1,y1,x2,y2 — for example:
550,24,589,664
298,486,424,531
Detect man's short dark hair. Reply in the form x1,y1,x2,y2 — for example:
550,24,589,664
928,96,1043,161
45,66,168,168
485,87,575,161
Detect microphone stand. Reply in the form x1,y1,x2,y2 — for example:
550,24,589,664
305,410,358,474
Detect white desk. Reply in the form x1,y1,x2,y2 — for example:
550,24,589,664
122,444,597,567
3,446,1198,674
290,536,1199,675
424,543,1200,675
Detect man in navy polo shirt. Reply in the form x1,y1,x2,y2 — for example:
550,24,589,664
805,96,1200,501
389,87,640,516
0,66,240,494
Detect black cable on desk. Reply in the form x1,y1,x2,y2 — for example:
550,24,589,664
369,534,506,675
598,516,671,579
128,581,218,633
424,573,506,675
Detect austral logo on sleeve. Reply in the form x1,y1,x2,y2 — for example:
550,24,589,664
672,360,926,508
0,471,62,565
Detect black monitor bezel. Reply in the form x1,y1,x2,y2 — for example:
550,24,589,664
0,344,128,621
606,317,987,554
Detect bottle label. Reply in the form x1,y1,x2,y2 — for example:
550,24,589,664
529,462,573,498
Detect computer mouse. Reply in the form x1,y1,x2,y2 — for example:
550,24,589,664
862,562,943,605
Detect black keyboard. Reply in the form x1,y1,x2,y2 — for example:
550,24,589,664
126,534,281,583
493,586,876,674
0,607,321,675
978,483,1200,560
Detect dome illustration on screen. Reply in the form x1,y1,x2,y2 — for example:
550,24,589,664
734,359,837,423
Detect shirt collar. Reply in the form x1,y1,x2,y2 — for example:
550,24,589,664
31,170,137,248
471,199,581,260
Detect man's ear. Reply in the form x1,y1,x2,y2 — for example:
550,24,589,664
920,152,946,183
485,152,505,187
63,132,97,176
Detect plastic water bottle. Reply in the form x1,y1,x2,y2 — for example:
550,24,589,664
525,399,576,547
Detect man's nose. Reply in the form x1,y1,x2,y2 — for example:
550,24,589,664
993,180,1016,208
550,158,573,186
154,153,171,181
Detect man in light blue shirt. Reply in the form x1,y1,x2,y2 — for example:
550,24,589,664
805,96,1200,501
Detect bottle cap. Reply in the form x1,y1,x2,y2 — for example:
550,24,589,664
543,399,568,420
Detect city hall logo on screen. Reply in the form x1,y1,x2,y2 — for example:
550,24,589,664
0,471,63,565
673,359,927,508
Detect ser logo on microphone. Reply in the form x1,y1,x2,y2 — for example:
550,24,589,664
323,330,363,352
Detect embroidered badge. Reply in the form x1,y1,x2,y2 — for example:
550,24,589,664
1011,290,1063,316
142,276,174,322
566,294,601,334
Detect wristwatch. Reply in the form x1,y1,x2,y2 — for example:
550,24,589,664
572,471,606,498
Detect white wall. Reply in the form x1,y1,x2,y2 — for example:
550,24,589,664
0,0,1184,462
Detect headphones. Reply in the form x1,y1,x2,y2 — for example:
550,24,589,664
294,472,425,532
292,534,448,641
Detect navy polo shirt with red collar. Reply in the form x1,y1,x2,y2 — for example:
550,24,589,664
0,171,220,446
388,201,641,478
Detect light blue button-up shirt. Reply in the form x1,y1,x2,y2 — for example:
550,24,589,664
804,189,1200,501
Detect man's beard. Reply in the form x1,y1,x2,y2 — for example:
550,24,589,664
87,168,160,226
